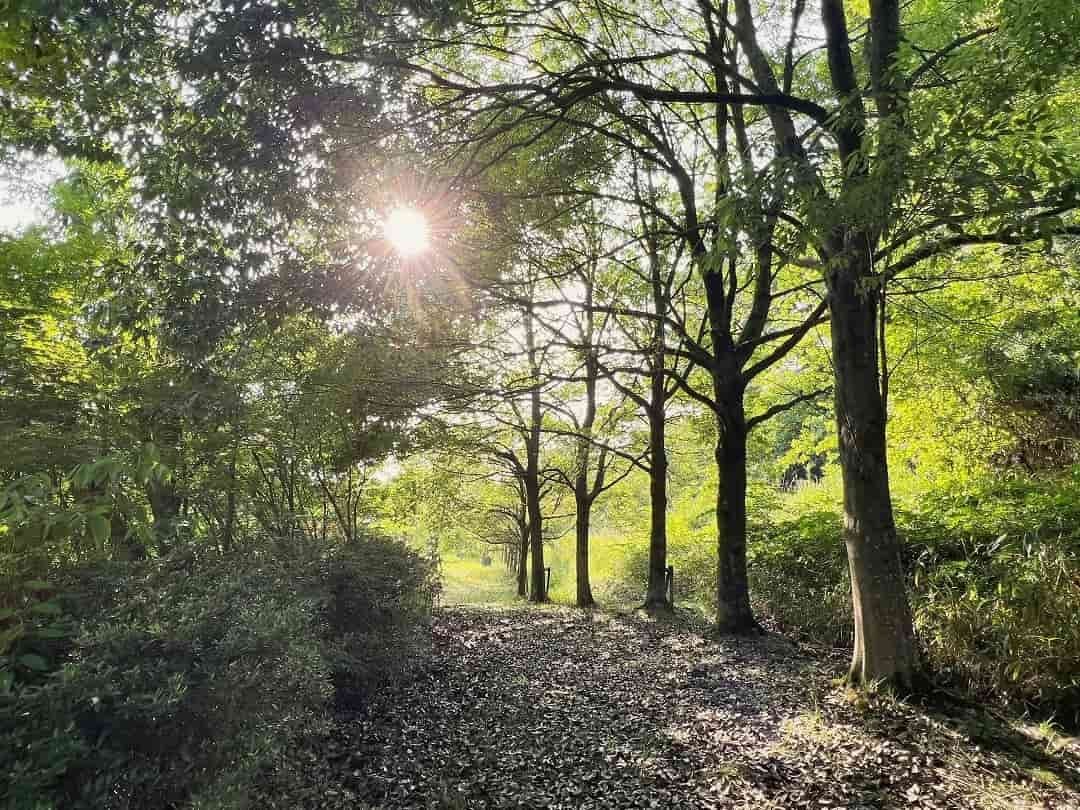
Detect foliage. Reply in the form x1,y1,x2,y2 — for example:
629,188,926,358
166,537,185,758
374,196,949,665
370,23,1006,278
738,468,1080,723
906,469,1080,713
0,74,453,808
0,536,437,810
748,508,852,646
0,449,169,581
983,307,1080,466
3,0,1080,798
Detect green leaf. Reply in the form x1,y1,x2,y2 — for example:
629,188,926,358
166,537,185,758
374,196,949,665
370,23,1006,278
88,514,110,546
70,463,92,488
141,441,160,465
30,601,62,616
17,653,48,671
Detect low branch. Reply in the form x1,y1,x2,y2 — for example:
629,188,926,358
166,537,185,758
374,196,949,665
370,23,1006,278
746,387,832,430
742,297,829,380
884,223,1080,279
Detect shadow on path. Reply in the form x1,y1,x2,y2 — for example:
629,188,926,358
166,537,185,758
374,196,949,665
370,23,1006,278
299,607,1080,809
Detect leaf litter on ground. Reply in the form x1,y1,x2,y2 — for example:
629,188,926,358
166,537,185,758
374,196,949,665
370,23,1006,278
257,606,1080,809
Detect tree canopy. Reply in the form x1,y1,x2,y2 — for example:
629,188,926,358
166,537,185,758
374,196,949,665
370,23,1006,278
2,0,1080,806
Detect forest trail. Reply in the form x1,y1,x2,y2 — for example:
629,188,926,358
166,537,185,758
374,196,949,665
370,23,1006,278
298,608,1080,809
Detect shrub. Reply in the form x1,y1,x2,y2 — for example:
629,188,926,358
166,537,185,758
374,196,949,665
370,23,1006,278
1,536,437,810
747,509,852,645
321,536,440,704
913,537,1080,719
742,466,1080,723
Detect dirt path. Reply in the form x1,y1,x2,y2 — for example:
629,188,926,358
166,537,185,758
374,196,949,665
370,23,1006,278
292,607,1080,809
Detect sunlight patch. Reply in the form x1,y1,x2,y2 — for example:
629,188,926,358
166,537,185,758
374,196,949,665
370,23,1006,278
383,206,430,257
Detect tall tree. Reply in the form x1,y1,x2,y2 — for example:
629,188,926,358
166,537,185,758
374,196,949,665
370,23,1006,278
536,216,640,607
386,0,1080,680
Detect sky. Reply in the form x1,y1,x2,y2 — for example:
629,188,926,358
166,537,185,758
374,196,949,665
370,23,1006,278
0,153,65,234
0,198,44,232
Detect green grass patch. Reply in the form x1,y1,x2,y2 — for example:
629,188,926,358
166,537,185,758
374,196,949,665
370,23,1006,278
440,556,519,606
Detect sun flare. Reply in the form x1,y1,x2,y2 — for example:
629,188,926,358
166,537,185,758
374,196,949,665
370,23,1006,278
383,206,431,257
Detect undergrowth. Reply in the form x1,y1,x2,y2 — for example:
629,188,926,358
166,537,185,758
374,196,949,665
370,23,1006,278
542,464,1080,725
1,535,438,809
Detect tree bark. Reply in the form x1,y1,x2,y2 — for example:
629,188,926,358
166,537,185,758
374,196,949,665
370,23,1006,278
828,255,918,688
643,218,671,610
703,243,760,634
147,411,183,548
517,522,528,598
733,0,915,685
318,473,354,545
525,472,545,602
524,303,547,603
148,481,182,534
571,267,601,608
571,367,597,607
714,395,758,634
574,490,594,607
644,402,669,609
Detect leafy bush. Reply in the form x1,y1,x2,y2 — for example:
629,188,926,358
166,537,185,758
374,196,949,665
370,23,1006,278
906,468,1080,718
982,308,1080,468
1,537,438,810
914,537,1080,718
0,579,76,695
747,509,851,645
0,451,171,577
322,536,440,704
740,466,1080,723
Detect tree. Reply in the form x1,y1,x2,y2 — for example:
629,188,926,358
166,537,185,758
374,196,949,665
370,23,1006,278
535,214,641,607
381,0,1080,680
732,0,1079,682
574,171,692,611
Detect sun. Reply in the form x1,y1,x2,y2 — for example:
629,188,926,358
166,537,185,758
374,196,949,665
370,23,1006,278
383,206,431,257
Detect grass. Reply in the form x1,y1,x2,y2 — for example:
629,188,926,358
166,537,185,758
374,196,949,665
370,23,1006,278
440,556,519,606
543,531,644,607
440,541,649,611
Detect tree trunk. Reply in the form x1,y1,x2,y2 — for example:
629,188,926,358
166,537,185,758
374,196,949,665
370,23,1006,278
828,257,918,689
573,275,599,609
526,474,546,602
575,488,594,607
644,234,671,610
319,475,353,546
524,302,547,603
517,524,528,598
147,412,183,548
714,390,759,634
644,402,669,609
148,479,182,545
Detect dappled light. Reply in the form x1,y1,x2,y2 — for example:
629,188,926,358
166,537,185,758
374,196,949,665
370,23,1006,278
3,0,1080,806
327,607,1080,808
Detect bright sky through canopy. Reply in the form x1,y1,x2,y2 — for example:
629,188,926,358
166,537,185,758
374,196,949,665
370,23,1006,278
383,206,430,257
